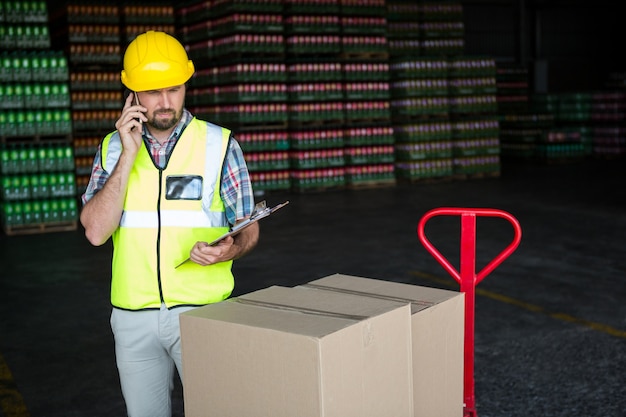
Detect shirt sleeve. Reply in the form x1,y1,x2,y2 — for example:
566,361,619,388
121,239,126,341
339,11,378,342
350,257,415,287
220,134,256,226
80,145,110,206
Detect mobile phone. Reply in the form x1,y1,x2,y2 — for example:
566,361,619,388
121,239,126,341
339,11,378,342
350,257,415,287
134,93,142,124
124,89,142,126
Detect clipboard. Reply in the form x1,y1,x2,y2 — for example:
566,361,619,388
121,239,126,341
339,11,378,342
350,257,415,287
175,200,289,268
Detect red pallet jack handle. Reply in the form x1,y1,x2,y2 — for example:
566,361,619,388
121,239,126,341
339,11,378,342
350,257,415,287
417,208,522,417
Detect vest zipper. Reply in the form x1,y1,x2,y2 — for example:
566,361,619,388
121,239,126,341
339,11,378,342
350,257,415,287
157,170,165,304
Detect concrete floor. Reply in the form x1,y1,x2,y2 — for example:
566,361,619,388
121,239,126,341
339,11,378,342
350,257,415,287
1,157,625,417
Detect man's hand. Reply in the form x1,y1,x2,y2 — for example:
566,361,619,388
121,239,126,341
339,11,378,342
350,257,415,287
190,236,235,266
116,92,146,156
189,221,260,266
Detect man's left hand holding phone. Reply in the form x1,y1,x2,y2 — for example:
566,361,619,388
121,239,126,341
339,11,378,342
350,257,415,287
116,90,147,157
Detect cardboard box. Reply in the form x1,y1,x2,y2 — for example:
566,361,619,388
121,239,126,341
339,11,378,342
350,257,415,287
180,285,414,417
303,274,465,417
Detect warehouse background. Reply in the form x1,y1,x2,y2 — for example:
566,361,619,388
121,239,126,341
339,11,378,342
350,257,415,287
1,2,625,417
1,0,625,236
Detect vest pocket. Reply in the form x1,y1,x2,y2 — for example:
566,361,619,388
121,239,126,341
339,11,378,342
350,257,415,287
165,175,203,200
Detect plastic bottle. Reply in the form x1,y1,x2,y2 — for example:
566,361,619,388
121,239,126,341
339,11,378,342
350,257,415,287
31,200,42,223
49,199,60,223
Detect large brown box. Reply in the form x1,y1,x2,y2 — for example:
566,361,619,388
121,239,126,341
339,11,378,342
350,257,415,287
180,284,414,417
304,274,465,417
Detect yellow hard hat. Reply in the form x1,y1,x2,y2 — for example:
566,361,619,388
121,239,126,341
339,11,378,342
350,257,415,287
121,31,195,92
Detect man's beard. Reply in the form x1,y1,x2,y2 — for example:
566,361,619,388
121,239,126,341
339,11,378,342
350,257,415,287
148,109,181,131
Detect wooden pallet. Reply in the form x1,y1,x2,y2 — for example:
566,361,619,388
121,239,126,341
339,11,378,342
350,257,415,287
1,134,72,145
452,171,502,181
236,121,289,132
534,156,587,165
396,175,455,185
346,178,397,190
3,221,77,236
339,51,389,61
291,184,346,194
288,119,345,129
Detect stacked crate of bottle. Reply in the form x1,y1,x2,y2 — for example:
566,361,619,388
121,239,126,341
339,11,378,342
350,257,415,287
0,143,78,234
1,51,72,137
531,91,626,160
451,117,500,176
179,0,290,194
121,4,176,44
447,56,498,119
495,62,531,161
387,2,464,58
591,126,626,157
387,2,456,181
393,119,454,180
590,91,625,158
448,56,500,176
339,0,395,188
237,130,291,192
496,62,529,114
72,135,100,195
531,93,593,162
387,1,454,122
181,0,286,127
549,94,592,160
284,0,346,192
48,2,122,196
1,1,50,49
68,70,120,192
389,57,452,181
534,127,591,161
498,113,555,159
1,1,78,234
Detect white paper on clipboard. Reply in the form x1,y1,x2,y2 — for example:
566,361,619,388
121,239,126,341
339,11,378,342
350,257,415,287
175,200,289,268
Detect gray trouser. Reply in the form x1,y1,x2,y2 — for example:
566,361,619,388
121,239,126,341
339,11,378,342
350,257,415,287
110,304,196,417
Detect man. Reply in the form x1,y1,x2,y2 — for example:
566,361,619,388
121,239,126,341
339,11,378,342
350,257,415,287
80,31,259,417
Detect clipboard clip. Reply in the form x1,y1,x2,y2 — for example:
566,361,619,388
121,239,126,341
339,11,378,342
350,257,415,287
174,200,289,269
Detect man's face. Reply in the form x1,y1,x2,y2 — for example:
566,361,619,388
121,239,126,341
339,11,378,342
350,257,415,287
137,85,186,132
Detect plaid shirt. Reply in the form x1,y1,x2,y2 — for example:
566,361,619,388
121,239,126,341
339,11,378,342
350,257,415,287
81,109,255,225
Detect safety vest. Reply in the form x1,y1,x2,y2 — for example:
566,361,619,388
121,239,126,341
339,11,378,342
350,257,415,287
101,118,234,310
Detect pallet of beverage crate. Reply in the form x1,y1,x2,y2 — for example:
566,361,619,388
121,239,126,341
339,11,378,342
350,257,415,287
3,220,77,236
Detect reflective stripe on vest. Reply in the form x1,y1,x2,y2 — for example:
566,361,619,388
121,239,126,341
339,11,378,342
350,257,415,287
119,210,226,228
104,118,234,310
